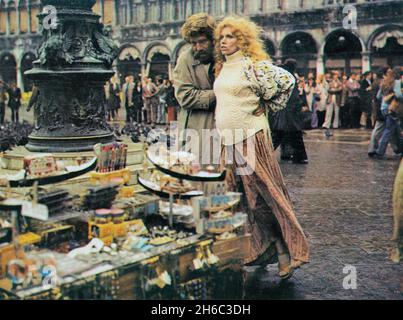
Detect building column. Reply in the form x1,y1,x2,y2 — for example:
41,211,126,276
27,0,32,34
114,0,119,26
6,9,10,35
316,54,325,75
14,47,24,91
362,51,371,73
16,6,20,35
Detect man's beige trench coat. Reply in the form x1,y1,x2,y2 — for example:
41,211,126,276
173,48,217,164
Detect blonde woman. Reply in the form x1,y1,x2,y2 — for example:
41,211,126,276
313,74,329,128
214,17,310,280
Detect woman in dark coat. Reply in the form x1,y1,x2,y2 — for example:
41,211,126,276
133,80,143,123
166,80,179,123
270,60,308,164
106,79,121,121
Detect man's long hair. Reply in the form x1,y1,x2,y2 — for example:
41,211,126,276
181,13,216,43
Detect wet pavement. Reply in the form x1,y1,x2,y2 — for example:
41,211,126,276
244,129,402,300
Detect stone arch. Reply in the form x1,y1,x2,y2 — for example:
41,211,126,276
280,31,318,54
118,44,142,62
142,41,172,63
320,28,365,56
117,44,142,82
367,24,403,69
367,24,403,50
280,31,318,76
143,42,172,80
322,28,364,75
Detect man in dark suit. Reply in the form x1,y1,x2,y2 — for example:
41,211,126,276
360,71,373,129
6,81,21,123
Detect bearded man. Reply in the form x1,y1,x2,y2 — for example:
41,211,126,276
173,13,218,165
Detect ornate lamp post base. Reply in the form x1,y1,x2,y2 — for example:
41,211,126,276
25,0,119,153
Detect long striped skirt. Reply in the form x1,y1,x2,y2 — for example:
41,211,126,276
220,129,310,268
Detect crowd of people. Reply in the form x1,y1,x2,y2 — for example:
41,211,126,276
104,74,179,127
296,68,403,133
292,66,403,158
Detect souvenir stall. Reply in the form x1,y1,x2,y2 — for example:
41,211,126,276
0,138,251,300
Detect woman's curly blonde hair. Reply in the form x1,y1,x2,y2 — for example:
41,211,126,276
181,13,216,43
214,16,271,76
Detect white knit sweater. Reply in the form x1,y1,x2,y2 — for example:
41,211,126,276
214,51,269,146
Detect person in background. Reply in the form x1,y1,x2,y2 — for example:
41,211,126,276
371,70,383,127
142,77,158,126
323,71,342,129
339,74,349,128
360,71,373,129
133,80,143,123
105,76,121,122
156,78,168,125
368,67,400,157
345,72,362,129
271,59,309,164
298,76,308,109
373,68,402,158
0,79,7,125
112,75,122,120
304,76,316,128
166,80,179,124
313,74,329,129
6,81,21,123
122,75,135,123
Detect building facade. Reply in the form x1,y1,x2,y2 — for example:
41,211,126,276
0,0,402,91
